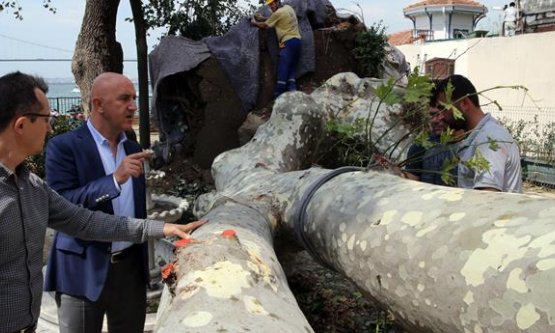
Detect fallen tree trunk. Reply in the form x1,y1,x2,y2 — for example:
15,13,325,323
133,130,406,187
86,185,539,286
156,73,555,333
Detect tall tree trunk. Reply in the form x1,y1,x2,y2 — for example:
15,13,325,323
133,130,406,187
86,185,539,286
156,73,555,333
129,0,150,148
72,0,123,114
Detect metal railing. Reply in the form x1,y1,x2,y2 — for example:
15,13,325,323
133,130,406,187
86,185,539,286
485,105,555,187
485,105,555,132
412,29,434,42
48,96,153,114
485,105,555,159
48,97,82,113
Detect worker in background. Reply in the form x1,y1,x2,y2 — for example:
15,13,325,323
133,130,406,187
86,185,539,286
251,0,302,97
504,2,518,36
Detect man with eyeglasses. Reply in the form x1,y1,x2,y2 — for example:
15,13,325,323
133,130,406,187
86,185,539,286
23,112,57,125
0,71,206,333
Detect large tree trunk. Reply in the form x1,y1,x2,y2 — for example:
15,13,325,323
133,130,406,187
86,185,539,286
72,0,123,114
156,73,555,333
129,0,150,148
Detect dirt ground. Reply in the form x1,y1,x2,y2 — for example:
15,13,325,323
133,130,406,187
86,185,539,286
523,182,555,197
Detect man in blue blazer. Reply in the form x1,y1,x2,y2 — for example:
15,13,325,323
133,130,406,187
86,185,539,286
45,73,153,333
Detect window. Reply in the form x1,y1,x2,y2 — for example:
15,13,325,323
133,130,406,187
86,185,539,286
453,29,469,39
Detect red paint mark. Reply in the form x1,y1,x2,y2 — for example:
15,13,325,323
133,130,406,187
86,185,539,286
161,263,175,280
372,153,390,168
175,238,193,248
222,229,237,239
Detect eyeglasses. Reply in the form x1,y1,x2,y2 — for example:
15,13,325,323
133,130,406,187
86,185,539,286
24,113,57,126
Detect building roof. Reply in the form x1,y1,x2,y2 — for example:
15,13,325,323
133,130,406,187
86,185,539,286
388,30,415,46
405,0,485,11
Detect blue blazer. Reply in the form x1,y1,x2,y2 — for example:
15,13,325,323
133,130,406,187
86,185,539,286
44,124,148,301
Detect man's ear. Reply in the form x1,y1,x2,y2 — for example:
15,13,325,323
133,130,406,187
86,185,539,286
92,97,102,112
459,97,472,114
13,116,26,133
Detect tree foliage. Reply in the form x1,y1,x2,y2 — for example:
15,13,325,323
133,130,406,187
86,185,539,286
314,70,433,169
26,107,84,178
352,21,388,78
313,71,504,186
0,0,55,20
142,0,256,40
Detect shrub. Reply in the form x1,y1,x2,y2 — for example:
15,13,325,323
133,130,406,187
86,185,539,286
353,22,388,78
26,108,85,178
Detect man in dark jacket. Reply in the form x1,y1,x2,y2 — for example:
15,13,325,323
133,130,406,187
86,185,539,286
46,72,164,332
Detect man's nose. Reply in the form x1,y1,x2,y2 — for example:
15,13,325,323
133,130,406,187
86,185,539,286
129,100,138,111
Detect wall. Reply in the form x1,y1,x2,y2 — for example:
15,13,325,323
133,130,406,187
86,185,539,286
397,31,555,109
431,15,449,39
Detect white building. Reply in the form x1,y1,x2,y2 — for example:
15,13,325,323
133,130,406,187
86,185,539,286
388,0,555,165
403,0,488,41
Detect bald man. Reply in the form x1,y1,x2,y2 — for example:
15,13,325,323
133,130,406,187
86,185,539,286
45,72,153,332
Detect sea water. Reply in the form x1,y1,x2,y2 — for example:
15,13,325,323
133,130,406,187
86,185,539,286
47,79,81,99
45,78,149,112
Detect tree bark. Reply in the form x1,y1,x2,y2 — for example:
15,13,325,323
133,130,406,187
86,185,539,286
72,0,123,114
156,73,555,333
129,0,150,148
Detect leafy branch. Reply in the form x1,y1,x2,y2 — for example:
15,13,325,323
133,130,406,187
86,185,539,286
0,0,56,20
142,0,255,40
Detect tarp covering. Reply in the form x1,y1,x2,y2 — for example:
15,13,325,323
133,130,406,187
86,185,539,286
203,19,261,112
148,36,211,120
149,0,332,114
148,36,211,87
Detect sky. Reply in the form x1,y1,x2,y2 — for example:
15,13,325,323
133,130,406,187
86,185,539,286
0,0,507,79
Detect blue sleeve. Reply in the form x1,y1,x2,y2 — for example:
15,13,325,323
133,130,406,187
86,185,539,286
405,143,425,177
45,135,120,209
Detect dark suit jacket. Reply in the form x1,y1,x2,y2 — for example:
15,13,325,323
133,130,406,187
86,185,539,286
44,124,148,301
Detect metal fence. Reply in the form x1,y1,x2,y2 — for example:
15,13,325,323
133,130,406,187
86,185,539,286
48,97,82,113
484,105,555,187
485,105,555,158
48,96,152,114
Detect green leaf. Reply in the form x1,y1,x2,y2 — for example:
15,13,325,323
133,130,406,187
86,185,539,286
440,156,459,185
464,149,491,172
438,101,464,120
439,128,455,145
451,105,464,120
352,22,388,77
414,131,433,149
403,73,433,104
375,79,400,105
487,136,500,151
443,81,455,104
334,123,356,136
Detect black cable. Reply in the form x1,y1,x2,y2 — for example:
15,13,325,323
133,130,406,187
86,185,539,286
293,166,364,267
